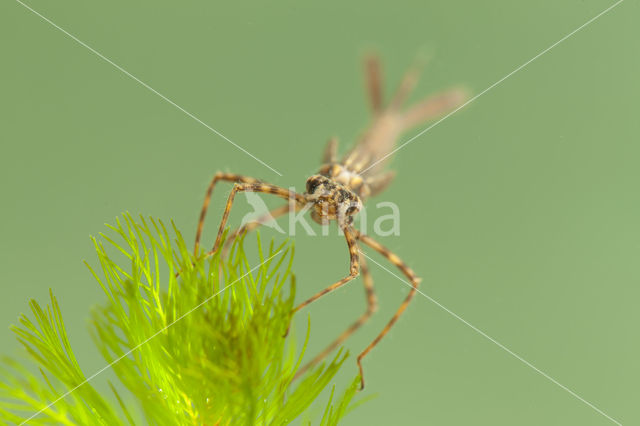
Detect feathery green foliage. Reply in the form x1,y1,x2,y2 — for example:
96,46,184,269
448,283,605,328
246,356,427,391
0,214,361,425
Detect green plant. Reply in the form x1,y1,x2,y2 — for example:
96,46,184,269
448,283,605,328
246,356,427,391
0,214,361,425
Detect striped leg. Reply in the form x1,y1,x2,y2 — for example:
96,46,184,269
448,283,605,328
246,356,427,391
206,183,305,257
293,255,377,379
220,203,295,259
194,172,260,255
356,232,421,390
292,225,360,314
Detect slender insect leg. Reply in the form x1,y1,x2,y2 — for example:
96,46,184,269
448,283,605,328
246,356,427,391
400,88,469,131
220,203,294,259
293,254,377,379
177,188,295,279
389,59,424,110
355,232,421,390
206,183,305,257
366,170,396,198
365,55,383,113
322,137,339,164
292,225,360,313
194,172,260,255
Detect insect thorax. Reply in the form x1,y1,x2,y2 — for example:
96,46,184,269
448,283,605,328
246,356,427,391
316,163,371,199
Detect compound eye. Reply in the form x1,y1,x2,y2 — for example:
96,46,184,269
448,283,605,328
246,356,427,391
306,178,320,194
345,205,359,215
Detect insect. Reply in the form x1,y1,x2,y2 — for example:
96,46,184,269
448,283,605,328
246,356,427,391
194,55,467,389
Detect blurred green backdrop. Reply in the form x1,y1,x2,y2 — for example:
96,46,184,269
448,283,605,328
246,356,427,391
1,0,638,424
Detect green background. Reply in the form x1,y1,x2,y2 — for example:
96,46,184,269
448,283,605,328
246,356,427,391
1,0,638,424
